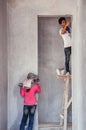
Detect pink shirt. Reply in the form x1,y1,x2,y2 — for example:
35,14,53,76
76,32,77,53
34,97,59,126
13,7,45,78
20,84,41,105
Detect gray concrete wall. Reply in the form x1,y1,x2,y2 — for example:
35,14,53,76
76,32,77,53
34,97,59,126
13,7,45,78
72,0,86,130
0,0,7,130
38,17,71,123
82,1,86,129
7,0,77,130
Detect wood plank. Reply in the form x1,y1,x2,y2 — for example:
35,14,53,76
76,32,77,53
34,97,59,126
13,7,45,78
57,75,71,79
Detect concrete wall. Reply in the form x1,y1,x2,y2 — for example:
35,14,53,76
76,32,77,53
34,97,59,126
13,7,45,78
7,0,77,130
82,0,86,129
0,0,7,130
38,17,71,123
72,0,86,130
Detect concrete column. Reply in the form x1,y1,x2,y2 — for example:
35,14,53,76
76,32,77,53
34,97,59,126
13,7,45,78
0,0,7,130
80,0,86,129
72,0,86,130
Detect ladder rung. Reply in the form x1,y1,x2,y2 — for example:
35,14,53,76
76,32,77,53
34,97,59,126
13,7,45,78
57,75,72,79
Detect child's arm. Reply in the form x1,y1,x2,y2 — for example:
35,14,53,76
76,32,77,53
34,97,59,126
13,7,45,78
20,86,25,97
61,22,70,34
35,84,41,93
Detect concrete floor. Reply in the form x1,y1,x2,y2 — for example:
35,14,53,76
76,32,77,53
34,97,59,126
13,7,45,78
39,123,72,130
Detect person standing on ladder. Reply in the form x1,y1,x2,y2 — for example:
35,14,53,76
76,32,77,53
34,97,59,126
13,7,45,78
58,17,72,75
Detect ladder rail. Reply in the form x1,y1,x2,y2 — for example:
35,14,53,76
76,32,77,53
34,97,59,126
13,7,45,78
64,77,70,130
57,74,72,130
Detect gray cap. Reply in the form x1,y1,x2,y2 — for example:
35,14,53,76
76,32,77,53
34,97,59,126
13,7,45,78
27,72,39,80
27,73,40,86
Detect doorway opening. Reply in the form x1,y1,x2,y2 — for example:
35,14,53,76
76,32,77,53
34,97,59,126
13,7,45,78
38,16,72,126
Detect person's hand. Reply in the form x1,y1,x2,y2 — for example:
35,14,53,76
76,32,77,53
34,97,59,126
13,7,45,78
18,83,23,87
66,21,70,27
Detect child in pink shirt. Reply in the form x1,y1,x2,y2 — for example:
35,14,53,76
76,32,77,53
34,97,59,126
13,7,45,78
19,73,41,130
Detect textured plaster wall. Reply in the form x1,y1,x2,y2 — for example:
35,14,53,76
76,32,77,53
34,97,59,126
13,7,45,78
7,0,77,130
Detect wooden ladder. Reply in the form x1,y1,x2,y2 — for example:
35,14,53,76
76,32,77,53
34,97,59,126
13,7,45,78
57,74,72,130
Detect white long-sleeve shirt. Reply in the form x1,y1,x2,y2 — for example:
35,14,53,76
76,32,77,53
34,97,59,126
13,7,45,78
59,28,72,48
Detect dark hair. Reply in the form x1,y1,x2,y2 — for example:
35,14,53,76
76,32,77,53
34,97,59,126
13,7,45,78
58,17,66,24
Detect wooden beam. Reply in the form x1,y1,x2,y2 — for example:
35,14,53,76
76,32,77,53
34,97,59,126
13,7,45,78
57,75,71,79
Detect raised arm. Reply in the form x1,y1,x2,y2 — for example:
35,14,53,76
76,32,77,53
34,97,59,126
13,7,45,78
35,84,41,93
20,87,25,97
61,22,70,34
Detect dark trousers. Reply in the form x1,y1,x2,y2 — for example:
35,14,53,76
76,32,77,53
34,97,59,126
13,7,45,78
64,47,71,73
20,105,37,130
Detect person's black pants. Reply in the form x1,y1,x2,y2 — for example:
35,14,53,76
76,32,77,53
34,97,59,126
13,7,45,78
64,47,71,73
20,105,37,130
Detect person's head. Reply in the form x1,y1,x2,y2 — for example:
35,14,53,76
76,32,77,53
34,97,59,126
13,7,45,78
27,72,40,85
58,17,66,27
